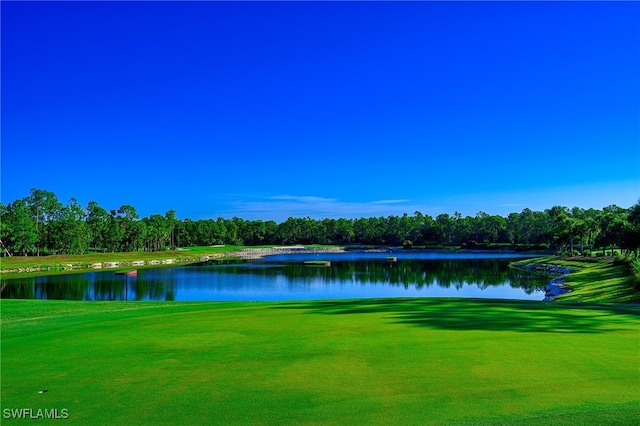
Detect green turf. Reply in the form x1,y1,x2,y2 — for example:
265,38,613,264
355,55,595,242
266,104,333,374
513,256,640,304
1,298,638,424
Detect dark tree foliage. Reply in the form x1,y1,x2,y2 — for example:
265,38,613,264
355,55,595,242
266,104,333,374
1,189,638,257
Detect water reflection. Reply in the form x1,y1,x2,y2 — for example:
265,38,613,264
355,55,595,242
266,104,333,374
1,253,548,301
2,273,176,301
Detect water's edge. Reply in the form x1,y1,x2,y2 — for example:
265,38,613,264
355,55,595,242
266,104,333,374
511,262,576,301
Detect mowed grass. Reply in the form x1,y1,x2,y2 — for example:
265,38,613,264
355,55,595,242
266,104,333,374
1,246,235,268
514,256,640,304
560,260,639,304
0,246,246,279
1,298,639,425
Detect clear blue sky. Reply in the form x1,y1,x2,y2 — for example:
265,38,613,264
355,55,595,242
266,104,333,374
2,1,639,222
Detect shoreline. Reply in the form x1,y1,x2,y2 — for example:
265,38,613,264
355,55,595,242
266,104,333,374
4,253,637,304
0,246,347,277
227,246,346,259
511,261,576,301
1,246,539,276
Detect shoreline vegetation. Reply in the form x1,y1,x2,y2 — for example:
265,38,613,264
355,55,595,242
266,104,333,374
0,244,548,277
511,256,640,304
2,245,639,304
0,244,538,277
0,245,347,277
3,190,638,301
3,189,639,259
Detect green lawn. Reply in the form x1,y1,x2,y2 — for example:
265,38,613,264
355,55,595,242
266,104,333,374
1,298,638,424
513,256,640,304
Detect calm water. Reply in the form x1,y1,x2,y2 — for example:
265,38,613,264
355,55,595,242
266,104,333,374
1,252,549,301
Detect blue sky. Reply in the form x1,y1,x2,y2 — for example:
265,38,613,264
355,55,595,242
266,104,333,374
2,1,639,222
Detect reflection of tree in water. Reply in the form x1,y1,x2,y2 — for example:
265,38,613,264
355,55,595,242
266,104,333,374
1,279,38,299
132,279,174,301
1,272,177,301
1,274,91,300
90,276,177,301
203,259,548,293
1,259,546,300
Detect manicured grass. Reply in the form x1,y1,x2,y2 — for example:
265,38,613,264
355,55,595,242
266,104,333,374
0,246,250,279
1,246,232,267
514,256,640,304
1,298,638,424
560,261,638,304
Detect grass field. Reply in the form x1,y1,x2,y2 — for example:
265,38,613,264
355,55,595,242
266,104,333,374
513,256,640,304
1,298,639,424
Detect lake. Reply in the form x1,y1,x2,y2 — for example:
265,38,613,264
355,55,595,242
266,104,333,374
0,252,550,301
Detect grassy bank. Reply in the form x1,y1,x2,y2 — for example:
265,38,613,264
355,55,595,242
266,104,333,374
0,245,345,279
513,256,640,304
1,298,639,424
0,246,273,279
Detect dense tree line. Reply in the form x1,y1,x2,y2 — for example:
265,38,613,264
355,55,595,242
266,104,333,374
1,189,639,257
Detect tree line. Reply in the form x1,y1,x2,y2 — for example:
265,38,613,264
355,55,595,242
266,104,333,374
1,188,639,257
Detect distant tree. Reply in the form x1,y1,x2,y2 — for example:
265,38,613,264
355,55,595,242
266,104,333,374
547,206,580,254
26,188,62,255
2,199,37,256
229,217,246,246
622,201,640,255
506,212,520,244
5,187,640,257
518,208,535,244
104,209,124,252
144,214,168,252
336,218,355,244
263,220,278,245
580,208,601,253
0,203,11,256
49,198,90,254
243,220,267,246
277,217,300,245
596,205,627,255
86,201,109,252
118,205,140,252
435,213,453,244
174,219,191,247
165,209,178,249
